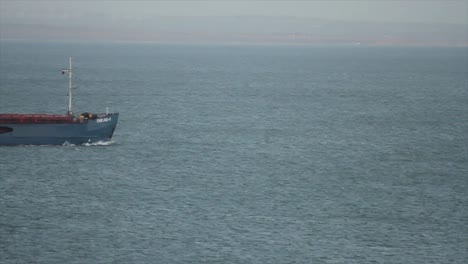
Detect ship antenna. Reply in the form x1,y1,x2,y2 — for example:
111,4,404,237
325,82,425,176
68,57,73,116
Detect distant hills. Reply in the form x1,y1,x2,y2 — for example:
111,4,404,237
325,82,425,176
1,16,466,46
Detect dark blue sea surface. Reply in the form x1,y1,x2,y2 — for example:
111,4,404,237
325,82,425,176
1,41,467,263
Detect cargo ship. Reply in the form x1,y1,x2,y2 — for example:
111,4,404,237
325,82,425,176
0,57,118,145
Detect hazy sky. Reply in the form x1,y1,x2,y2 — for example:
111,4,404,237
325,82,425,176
1,0,466,24
1,0,467,45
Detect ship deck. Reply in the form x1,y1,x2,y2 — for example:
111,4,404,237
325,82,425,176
0,114,78,124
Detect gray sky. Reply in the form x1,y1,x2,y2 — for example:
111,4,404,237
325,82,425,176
1,0,467,24
1,0,467,45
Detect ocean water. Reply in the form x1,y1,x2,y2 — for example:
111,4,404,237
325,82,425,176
0,41,467,263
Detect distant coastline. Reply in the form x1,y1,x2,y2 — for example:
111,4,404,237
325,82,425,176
1,16,467,47
1,37,467,48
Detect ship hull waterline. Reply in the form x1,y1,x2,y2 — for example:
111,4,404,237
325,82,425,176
0,113,119,146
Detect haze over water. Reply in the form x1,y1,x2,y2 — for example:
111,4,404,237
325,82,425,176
0,41,467,263
1,1,467,46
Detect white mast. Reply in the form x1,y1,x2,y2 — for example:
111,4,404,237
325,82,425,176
68,57,73,116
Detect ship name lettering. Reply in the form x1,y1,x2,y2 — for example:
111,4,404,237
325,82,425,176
97,117,111,123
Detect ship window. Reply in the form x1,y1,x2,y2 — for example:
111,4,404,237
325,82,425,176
0,126,13,134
